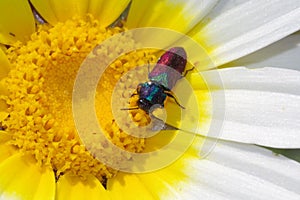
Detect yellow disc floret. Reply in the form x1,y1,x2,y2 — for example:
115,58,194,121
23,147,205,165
0,15,156,184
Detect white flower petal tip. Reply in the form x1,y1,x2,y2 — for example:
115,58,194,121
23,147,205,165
191,0,300,66
179,141,300,199
125,0,219,49
197,67,300,148
127,0,218,32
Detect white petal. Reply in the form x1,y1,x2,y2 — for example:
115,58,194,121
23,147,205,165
201,67,300,95
178,141,300,199
192,67,300,148
190,0,300,66
221,90,300,148
223,31,300,70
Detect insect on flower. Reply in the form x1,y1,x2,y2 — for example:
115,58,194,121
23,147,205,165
122,47,193,113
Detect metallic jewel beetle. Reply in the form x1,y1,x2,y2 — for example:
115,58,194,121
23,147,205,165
123,47,191,113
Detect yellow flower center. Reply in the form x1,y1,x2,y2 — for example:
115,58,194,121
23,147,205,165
0,16,158,185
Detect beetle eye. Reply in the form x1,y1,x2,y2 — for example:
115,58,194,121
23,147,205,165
137,98,146,107
137,98,151,113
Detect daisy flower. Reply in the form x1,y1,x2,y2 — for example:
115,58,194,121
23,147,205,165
0,0,300,199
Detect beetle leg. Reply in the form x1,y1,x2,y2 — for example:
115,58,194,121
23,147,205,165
164,91,185,109
182,66,195,77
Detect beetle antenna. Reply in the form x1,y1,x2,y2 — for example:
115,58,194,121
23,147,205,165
147,61,150,75
120,107,139,111
130,93,138,97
